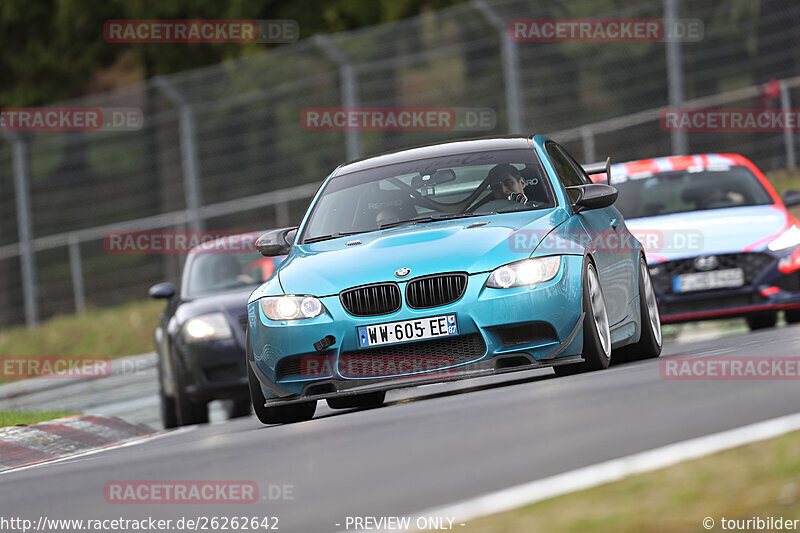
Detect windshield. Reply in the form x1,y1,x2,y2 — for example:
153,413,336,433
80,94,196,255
184,254,281,299
301,149,554,243
613,165,774,220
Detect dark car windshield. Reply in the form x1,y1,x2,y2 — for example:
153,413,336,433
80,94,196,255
184,254,281,299
613,165,774,220
301,148,554,243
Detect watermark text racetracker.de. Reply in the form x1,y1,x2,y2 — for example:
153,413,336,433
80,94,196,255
662,357,800,380
508,228,703,255
0,355,152,380
1,108,142,132
104,19,298,43
104,231,259,254
301,107,496,132
662,108,800,132
509,18,703,42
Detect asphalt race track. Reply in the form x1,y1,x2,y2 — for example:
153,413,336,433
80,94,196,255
3,324,800,532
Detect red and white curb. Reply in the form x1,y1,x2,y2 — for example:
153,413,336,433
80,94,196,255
0,415,156,471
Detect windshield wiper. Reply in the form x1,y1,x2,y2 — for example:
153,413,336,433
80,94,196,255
378,211,496,230
303,231,363,244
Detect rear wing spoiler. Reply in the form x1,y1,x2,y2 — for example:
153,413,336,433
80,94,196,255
582,157,611,185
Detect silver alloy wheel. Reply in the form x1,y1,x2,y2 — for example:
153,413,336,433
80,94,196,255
641,260,662,347
587,264,611,357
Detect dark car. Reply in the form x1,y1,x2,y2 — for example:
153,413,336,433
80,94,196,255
150,234,283,427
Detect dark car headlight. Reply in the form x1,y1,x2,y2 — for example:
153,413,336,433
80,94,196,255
182,312,233,343
261,295,325,320
486,256,561,288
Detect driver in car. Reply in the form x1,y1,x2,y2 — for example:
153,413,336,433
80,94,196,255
487,164,532,205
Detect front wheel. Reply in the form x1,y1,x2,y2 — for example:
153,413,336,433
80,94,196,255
784,309,800,324
614,256,663,363
746,311,777,331
554,260,611,376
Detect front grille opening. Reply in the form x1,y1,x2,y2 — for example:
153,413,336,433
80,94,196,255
650,253,774,295
495,355,533,369
204,364,241,383
496,322,558,347
276,354,334,381
305,383,337,396
340,282,402,317
238,314,248,331
406,273,468,309
338,334,486,378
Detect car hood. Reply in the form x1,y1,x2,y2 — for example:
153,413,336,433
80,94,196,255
277,209,565,296
625,204,787,262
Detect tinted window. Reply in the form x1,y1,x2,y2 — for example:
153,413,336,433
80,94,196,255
546,143,586,188
612,166,773,219
301,149,555,243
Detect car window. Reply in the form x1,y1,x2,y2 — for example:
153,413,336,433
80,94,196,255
546,142,586,188
612,165,773,219
184,254,280,298
301,149,555,243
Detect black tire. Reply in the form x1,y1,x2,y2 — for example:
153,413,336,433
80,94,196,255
746,311,778,330
785,309,800,324
327,391,386,409
554,260,611,376
173,354,208,426
159,386,178,429
157,355,179,429
228,398,252,419
613,256,663,363
246,328,316,425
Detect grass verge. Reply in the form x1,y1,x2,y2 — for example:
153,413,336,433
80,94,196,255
0,411,77,427
0,299,163,359
459,429,800,533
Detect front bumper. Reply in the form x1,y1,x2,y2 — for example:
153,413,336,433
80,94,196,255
177,338,249,402
649,248,800,323
248,255,585,404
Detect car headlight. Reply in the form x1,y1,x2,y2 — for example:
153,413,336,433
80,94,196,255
261,295,325,320
486,256,561,288
768,225,800,251
183,312,233,343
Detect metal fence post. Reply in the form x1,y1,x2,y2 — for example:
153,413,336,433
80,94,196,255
68,233,86,314
153,77,205,232
3,132,39,327
581,127,596,163
474,1,525,134
780,81,796,171
314,35,361,161
664,0,688,155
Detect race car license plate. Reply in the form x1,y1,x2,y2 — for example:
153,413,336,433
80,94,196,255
357,314,458,348
673,268,745,293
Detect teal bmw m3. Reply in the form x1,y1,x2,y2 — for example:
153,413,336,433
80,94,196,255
246,136,662,424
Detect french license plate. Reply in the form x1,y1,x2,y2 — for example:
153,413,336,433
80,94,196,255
357,314,458,348
673,268,745,293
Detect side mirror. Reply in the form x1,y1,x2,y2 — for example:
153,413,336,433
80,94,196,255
256,227,298,257
568,184,618,212
783,190,800,208
149,282,176,299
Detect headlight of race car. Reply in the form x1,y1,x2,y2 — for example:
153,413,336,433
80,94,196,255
183,312,233,343
486,256,561,288
261,295,325,320
768,225,800,251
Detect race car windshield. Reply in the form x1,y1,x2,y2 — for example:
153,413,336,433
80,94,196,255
613,165,774,220
184,254,278,299
301,149,554,243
